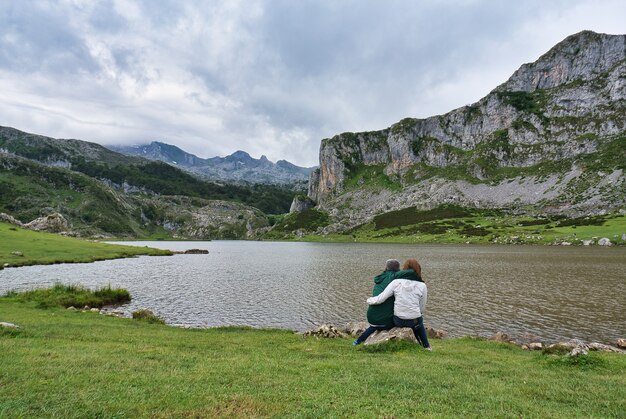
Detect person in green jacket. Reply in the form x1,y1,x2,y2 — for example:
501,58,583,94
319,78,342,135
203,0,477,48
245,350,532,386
352,259,423,345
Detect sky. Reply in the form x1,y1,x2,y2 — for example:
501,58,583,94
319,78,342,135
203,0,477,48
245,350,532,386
0,1,624,167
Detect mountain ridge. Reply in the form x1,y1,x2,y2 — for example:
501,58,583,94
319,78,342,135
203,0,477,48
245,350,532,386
109,141,316,187
302,30,625,233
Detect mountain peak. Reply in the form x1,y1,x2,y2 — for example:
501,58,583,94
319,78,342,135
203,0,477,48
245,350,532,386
498,31,626,92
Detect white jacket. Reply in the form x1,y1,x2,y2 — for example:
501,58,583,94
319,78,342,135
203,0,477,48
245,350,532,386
367,279,427,320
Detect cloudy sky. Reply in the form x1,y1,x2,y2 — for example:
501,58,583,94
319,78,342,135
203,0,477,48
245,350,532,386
0,1,624,166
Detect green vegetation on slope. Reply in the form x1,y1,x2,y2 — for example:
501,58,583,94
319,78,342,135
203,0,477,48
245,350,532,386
4,283,130,309
0,222,171,269
1,297,624,417
264,208,331,239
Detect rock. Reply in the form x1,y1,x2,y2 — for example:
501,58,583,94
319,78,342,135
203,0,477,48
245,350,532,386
302,324,346,338
183,249,208,254
489,332,514,343
363,327,417,346
597,237,612,246
289,195,316,213
426,326,447,339
568,343,589,357
67,306,77,310
582,240,593,246
560,241,572,246
2,263,8,268
10,251,23,257
343,321,369,337
90,308,100,313
83,305,90,310
0,322,20,329
587,342,625,353
0,213,23,226
521,344,529,350
528,342,543,350
24,213,69,233
617,339,626,349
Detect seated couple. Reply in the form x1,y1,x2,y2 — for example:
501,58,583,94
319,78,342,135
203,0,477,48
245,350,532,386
353,258,431,350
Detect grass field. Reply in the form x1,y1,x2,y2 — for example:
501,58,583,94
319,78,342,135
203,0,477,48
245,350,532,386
295,210,626,245
0,222,172,269
1,294,625,417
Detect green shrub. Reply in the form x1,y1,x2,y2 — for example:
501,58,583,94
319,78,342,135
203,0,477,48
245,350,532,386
132,309,165,324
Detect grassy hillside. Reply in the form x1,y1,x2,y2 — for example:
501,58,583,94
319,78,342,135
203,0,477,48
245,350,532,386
0,222,171,269
266,204,626,245
1,296,624,417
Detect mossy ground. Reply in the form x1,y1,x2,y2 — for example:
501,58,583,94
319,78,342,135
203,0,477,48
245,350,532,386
1,297,625,418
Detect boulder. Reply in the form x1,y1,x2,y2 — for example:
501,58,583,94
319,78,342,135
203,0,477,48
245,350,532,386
363,328,416,346
568,343,589,357
0,322,20,329
587,342,625,353
528,342,543,350
0,213,23,226
344,322,369,337
597,237,612,246
24,213,69,233
302,324,346,338
617,339,626,349
426,326,447,339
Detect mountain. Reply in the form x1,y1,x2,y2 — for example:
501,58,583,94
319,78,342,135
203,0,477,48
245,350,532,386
0,126,299,238
109,141,315,187
302,31,625,232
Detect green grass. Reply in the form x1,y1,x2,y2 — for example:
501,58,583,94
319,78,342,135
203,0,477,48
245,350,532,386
0,299,624,417
4,283,130,309
298,211,626,245
0,222,172,269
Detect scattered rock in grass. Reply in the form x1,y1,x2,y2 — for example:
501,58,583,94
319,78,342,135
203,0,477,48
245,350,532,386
302,324,346,338
569,343,589,357
617,339,626,349
528,342,543,350
426,326,447,339
3,263,9,268
10,251,23,257
90,308,100,313
67,306,77,310
582,240,593,245
587,342,625,353
489,332,514,343
598,237,612,246
83,305,90,310
0,322,20,329
343,321,369,337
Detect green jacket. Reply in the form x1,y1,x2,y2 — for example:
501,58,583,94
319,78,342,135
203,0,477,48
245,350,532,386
366,269,422,326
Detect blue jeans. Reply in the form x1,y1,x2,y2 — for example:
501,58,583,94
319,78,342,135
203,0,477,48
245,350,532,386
393,315,430,348
355,324,393,344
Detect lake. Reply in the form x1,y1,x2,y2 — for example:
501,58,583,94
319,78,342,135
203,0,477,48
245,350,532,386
1,241,624,344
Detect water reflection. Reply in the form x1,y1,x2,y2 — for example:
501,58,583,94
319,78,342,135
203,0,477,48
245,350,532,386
0,241,624,343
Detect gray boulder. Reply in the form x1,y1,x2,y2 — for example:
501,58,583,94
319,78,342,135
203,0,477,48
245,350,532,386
24,213,69,233
597,237,612,246
0,322,20,329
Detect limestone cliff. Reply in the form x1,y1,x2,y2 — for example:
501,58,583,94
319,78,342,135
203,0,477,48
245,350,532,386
308,31,626,228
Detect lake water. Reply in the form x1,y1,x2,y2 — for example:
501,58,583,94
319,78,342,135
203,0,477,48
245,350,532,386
1,241,625,344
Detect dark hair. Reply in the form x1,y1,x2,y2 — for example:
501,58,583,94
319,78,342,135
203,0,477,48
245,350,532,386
402,259,422,278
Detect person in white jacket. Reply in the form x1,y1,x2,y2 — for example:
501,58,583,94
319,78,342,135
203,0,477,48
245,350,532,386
367,259,431,350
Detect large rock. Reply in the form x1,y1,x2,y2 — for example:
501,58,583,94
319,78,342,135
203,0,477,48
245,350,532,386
617,339,626,349
597,237,612,246
0,213,23,226
363,327,417,345
24,213,69,233
289,195,316,213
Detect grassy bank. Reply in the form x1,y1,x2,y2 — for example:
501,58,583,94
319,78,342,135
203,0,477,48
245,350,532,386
1,294,625,417
0,222,172,269
269,207,626,245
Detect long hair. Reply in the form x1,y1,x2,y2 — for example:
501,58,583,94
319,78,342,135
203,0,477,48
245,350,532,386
402,259,422,278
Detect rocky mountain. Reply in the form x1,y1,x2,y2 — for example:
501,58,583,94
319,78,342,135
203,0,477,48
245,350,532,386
304,31,626,231
109,141,315,187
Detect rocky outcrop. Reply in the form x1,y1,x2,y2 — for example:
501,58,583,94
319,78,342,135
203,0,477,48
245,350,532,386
24,213,69,233
0,212,23,226
307,31,626,227
289,195,316,213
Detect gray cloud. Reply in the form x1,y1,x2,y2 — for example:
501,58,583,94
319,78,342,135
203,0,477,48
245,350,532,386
0,0,624,166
